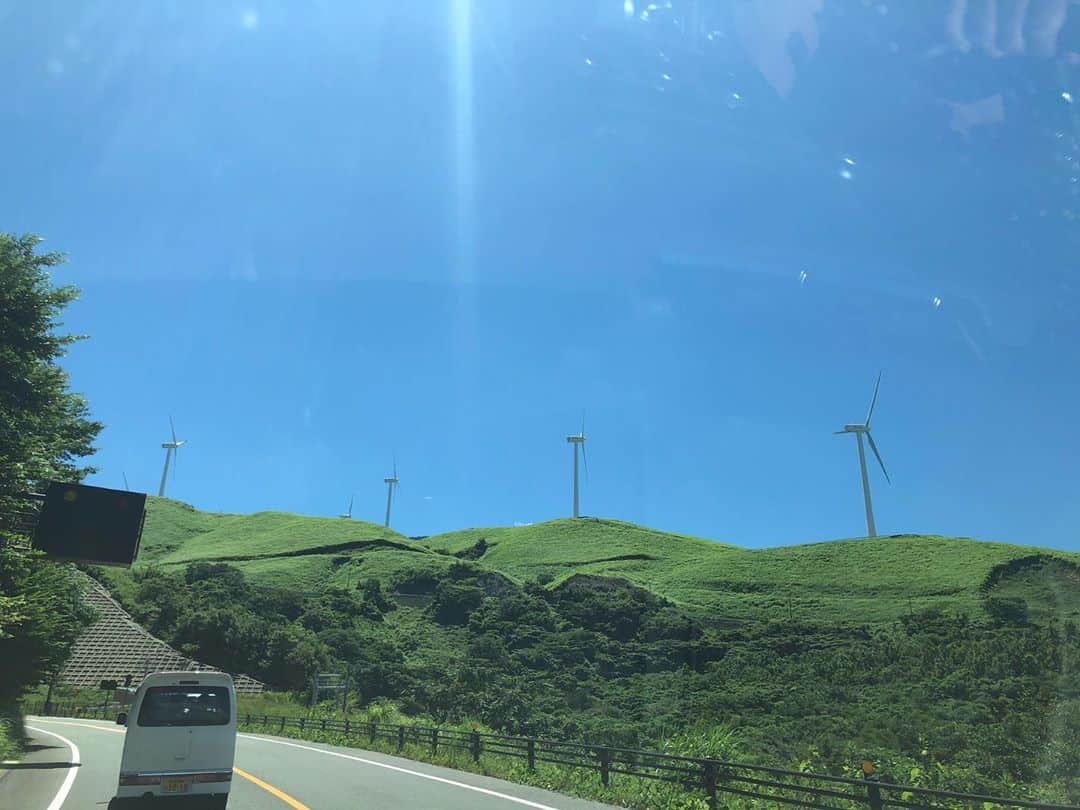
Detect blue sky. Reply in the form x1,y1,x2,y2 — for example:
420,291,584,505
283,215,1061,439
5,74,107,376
4,1,1078,549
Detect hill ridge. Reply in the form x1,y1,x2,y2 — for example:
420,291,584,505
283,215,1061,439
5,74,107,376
117,497,1080,626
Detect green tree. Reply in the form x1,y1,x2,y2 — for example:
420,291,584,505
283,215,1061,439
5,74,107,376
0,233,101,740
0,234,101,508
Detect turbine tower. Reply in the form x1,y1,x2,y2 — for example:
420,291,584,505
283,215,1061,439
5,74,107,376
383,462,399,528
835,372,890,537
339,496,353,519
566,416,588,518
157,417,185,497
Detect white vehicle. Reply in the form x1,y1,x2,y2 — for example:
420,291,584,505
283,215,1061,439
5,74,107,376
114,671,237,808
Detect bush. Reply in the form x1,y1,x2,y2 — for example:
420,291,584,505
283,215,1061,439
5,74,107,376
986,597,1029,625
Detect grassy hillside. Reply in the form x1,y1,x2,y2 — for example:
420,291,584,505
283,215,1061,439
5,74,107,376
130,499,1080,626
133,498,448,590
421,519,1080,624
145,498,410,563
87,497,1080,804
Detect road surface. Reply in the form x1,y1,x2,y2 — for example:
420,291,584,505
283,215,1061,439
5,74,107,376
2,717,614,810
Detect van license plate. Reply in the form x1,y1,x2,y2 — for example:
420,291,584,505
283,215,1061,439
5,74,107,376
163,777,189,793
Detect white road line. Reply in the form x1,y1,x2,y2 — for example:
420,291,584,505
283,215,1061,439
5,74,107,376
239,734,565,810
24,726,80,810
28,719,118,732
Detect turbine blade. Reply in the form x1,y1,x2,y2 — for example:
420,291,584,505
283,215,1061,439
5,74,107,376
833,430,847,435
581,441,589,478
172,446,178,480
170,416,177,444
866,431,890,483
581,409,586,438
866,371,883,426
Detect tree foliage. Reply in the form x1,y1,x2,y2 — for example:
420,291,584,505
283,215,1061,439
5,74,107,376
0,233,101,715
0,234,100,508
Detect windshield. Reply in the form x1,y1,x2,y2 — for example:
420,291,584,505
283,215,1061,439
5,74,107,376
137,686,231,728
5,1,1079,808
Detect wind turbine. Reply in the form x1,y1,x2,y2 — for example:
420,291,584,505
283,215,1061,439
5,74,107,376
157,417,185,497
383,462,399,528
339,496,353,519
122,472,130,491
835,372,890,537
565,416,588,518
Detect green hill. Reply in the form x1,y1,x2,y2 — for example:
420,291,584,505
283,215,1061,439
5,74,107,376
88,497,1080,802
135,498,449,590
421,519,1080,624
131,499,1080,625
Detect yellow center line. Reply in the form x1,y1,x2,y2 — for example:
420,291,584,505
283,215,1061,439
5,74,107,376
30,717,311,809
234,766,312,810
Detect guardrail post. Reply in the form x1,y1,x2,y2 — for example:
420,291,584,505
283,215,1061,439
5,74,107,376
398,725,405,751
703,761,717,810
262,714,268,725
527,738,536,772
471,731,481,762
866,779,884,810
280,716,286,733
299,717,306,732
344,718,350,735
369,722,376,743
598,747,611,787
431,728,438,754
245,713,251,726
321,718,327,731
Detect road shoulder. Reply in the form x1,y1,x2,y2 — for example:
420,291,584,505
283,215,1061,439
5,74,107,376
0,726,79,810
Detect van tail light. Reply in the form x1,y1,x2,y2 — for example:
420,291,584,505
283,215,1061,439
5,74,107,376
119,775,162,786
195,771,233,783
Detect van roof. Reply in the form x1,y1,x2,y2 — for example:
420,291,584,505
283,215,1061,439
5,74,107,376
138,671,235,688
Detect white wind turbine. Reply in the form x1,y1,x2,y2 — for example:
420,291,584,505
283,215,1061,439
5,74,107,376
157,417,185,497
339,496,353,519
383,462,399,528
835,372,890,537
565,415,588,518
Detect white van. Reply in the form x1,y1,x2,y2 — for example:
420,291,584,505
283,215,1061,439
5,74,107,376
115,671,237,808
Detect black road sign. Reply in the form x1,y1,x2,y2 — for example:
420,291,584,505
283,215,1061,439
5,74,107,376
32,482,146,566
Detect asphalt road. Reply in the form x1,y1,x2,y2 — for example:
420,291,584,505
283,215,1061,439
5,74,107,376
3,717,614,810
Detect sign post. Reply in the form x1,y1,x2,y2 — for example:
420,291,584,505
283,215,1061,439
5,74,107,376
99,679,117,717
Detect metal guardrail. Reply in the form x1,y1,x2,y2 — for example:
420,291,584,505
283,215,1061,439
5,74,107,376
29,703,1078,810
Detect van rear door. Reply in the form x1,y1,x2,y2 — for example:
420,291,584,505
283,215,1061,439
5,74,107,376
126,681,235,777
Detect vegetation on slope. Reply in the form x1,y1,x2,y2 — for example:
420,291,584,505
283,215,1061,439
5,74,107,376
90,495,1080,804
77,497,1080,802
422,519,1080,624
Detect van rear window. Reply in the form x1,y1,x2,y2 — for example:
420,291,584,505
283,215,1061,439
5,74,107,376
136,686,231,727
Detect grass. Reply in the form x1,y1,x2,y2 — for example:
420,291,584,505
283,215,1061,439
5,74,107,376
0,703,22,762
133,497,246,559
985,555,1080,624
684,534,1080,623
423,519,1080,624
129,497,439,588
155,511,410,565
128,498,1080,626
